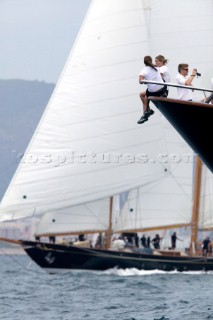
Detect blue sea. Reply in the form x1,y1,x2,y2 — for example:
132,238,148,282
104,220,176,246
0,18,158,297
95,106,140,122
1,254,213,320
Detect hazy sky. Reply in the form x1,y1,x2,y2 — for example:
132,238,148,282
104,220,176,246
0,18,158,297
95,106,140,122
0,0,91,83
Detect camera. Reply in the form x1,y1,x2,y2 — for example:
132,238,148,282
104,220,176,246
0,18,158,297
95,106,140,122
194,68,201,77
193,69,201,77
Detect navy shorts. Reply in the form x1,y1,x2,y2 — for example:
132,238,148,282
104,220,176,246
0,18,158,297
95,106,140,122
146,86,167,97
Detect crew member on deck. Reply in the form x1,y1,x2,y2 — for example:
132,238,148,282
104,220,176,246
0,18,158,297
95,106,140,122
35,235,40,242
79,234,85,241
171,232,182,249
141,234,147,247
49,236,56,244
202,236,211,256
147,236,151,248
152,234,161,250
176,64,197,101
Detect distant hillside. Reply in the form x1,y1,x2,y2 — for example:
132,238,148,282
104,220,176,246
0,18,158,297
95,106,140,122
0,79,55,199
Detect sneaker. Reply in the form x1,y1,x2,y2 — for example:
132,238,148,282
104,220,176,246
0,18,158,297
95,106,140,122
137,115,148,124
144,109,154,118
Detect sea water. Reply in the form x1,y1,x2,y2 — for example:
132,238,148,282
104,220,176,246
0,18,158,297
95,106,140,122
0,254,213,320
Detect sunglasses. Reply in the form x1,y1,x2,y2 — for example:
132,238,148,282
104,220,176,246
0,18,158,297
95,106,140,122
182,68,189,71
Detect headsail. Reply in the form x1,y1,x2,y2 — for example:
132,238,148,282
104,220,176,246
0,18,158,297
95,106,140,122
0,0,163,222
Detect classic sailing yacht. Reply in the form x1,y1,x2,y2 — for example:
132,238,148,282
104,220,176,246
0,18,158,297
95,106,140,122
1,0,213,272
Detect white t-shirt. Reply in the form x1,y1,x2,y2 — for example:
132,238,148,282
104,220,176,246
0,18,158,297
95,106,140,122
140,66,164,92
159,65,170,83
176,73,193,100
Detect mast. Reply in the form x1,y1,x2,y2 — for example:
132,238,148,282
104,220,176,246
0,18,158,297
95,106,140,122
190,156,202,255
105,196,113,249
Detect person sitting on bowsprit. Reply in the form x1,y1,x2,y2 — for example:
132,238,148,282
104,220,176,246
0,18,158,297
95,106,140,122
138,55,167,124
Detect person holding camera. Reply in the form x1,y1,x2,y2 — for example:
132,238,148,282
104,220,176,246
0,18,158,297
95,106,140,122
176,64,197,100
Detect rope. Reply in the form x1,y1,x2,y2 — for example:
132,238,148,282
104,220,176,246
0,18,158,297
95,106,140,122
0,247,42,274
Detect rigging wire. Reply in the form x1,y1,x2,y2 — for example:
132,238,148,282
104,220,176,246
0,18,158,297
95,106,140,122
0,246,42,275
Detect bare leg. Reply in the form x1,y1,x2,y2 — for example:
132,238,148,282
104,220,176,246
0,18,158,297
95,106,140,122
137,92,154,124
139,91,151,113
139,91,147,113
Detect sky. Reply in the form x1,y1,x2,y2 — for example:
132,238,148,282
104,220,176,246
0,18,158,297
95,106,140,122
0,0,91,83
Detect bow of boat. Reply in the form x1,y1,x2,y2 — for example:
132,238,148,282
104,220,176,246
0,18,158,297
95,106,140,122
150,97,213,173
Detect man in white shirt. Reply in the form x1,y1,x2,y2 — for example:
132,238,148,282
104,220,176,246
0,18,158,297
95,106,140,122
176,64,197,100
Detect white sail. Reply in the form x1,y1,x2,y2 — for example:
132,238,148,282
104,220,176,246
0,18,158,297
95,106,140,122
114,0,213,233
35,113,194,236
146,0,213,98
0,0,161,221
199,166,213,230
114,119,194,232
145,0,213,231
0,0,213,238
113,0,213,234
35,198,110,236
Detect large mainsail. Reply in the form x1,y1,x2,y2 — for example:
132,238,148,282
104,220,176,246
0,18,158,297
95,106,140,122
0,0,213,238
0,0,165,222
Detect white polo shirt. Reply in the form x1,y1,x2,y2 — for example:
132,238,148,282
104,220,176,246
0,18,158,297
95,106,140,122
159,65,170,83
140,66,164,92
176,73,193,100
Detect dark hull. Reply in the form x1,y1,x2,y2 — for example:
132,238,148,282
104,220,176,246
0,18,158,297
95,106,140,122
21,240,213,273
150,97,213,173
